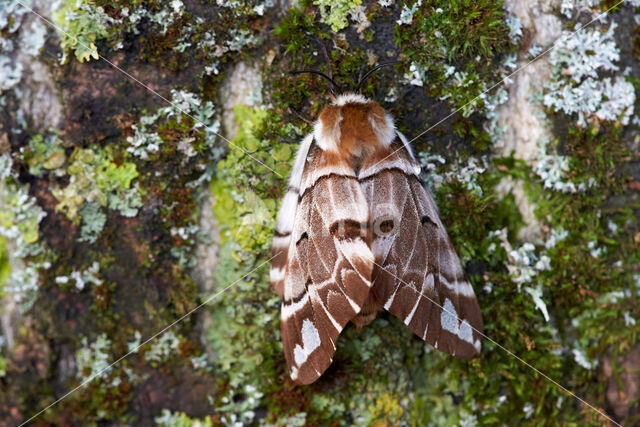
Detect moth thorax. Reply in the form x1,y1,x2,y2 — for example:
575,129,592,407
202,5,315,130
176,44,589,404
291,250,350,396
315,98,395,161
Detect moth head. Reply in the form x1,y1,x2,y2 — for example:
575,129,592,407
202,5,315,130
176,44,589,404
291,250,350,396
291,63,399,155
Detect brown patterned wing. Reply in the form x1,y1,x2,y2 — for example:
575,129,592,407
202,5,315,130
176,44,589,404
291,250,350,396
359,141,483,359
280,145,374,384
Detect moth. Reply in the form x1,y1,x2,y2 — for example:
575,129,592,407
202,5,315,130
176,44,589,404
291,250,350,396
270,70,483,385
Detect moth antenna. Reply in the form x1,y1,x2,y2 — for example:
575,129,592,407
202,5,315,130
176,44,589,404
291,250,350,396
356,63,367,93
314,35,333,82
289,69,340,96
356,61,401,93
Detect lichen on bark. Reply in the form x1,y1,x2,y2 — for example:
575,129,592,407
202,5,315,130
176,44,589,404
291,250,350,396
1,0,639,425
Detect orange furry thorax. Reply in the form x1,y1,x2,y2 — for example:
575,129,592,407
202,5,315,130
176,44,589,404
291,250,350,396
314,94,395,165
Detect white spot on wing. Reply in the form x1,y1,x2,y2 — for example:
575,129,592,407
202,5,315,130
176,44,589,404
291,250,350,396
270,266,285,284
438,276,476,297
302,319,321,352
458,319,473,344
293,319,321,366
403,282,420,325
441,298,459,334
293,346,306,366
384,283,399,310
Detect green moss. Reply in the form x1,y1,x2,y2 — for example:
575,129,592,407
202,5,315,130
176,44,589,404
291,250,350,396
399,0,508,63
272,4,376,108
274,5,319,57
394,0,510,114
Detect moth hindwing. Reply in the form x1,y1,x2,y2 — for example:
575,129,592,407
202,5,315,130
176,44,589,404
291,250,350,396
270,93,483,384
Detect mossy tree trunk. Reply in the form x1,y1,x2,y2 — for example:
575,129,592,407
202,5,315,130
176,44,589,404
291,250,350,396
1,0,639,425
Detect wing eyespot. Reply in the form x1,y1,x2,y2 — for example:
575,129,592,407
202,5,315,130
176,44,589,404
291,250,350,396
373,214,399,237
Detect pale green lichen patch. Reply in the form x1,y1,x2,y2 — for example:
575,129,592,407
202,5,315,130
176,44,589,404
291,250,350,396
313,0,363,32
76,333,113,381
144,330,181,366
212,105,298,252
0,182,45,250
0,154,48,310
155,409,214,426
54,0,111,63
21,133,67,176
52,147,142,240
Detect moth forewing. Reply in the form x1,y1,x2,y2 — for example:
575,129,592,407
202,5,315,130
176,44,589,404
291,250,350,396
270,93,483,384
270,134,315,298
